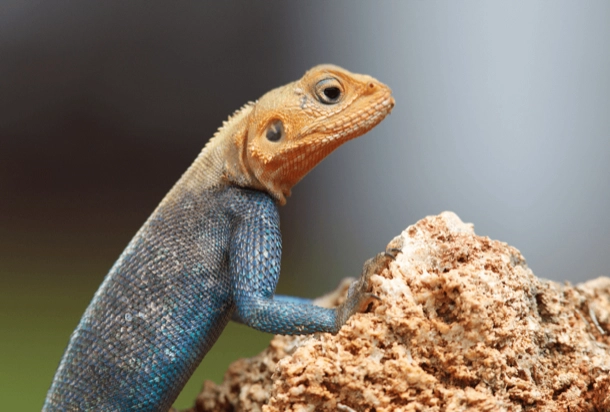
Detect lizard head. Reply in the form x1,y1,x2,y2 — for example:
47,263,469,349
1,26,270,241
231,64,394,205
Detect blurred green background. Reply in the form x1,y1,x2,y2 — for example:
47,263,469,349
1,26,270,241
0,230,275,410
2,1,610,410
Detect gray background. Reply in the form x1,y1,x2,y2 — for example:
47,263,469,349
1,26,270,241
1,1,609,408
284,1,610,286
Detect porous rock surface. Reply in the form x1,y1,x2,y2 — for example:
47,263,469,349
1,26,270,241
186,212,610,412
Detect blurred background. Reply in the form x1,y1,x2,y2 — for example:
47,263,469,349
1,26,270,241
1,1,609,409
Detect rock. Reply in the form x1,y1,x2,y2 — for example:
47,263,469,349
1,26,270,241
186,212,610,412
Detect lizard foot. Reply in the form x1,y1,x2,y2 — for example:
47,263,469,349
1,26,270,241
335,236,404,330
362,235,404,282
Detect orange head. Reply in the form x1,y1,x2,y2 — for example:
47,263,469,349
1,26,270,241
231,64,394,205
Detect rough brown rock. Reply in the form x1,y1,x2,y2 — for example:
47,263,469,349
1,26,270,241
186,212,610,412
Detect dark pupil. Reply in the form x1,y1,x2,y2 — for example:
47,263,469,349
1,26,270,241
266,120,284,142
323,87,340,100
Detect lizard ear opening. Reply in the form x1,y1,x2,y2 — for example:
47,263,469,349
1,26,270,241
265,119,285,142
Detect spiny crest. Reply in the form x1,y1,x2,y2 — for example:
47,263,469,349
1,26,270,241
202,101,257,151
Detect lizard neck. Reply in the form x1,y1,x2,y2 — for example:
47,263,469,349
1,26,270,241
158,103,270,208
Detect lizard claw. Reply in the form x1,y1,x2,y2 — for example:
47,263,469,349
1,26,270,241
384,250,399,259
362,237,403,281
384,236,404,259
367,293,381,302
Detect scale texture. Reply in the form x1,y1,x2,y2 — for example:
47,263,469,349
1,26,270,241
43,65,394,411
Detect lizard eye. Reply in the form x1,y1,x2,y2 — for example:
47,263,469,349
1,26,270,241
315,78,343,104
265,119,284,142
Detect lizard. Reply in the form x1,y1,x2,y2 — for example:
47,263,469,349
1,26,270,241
43,64,395,411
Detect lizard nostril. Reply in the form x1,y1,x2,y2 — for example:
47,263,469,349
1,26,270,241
368,82,376,89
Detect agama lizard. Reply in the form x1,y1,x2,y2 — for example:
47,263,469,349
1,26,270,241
43,64,394,411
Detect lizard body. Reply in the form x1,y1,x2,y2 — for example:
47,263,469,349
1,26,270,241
43,65,394,411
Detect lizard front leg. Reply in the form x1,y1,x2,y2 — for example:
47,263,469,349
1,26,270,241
229,212,340,334
229,199,401,335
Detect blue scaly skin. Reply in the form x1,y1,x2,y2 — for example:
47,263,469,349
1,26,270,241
44,65,394,411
